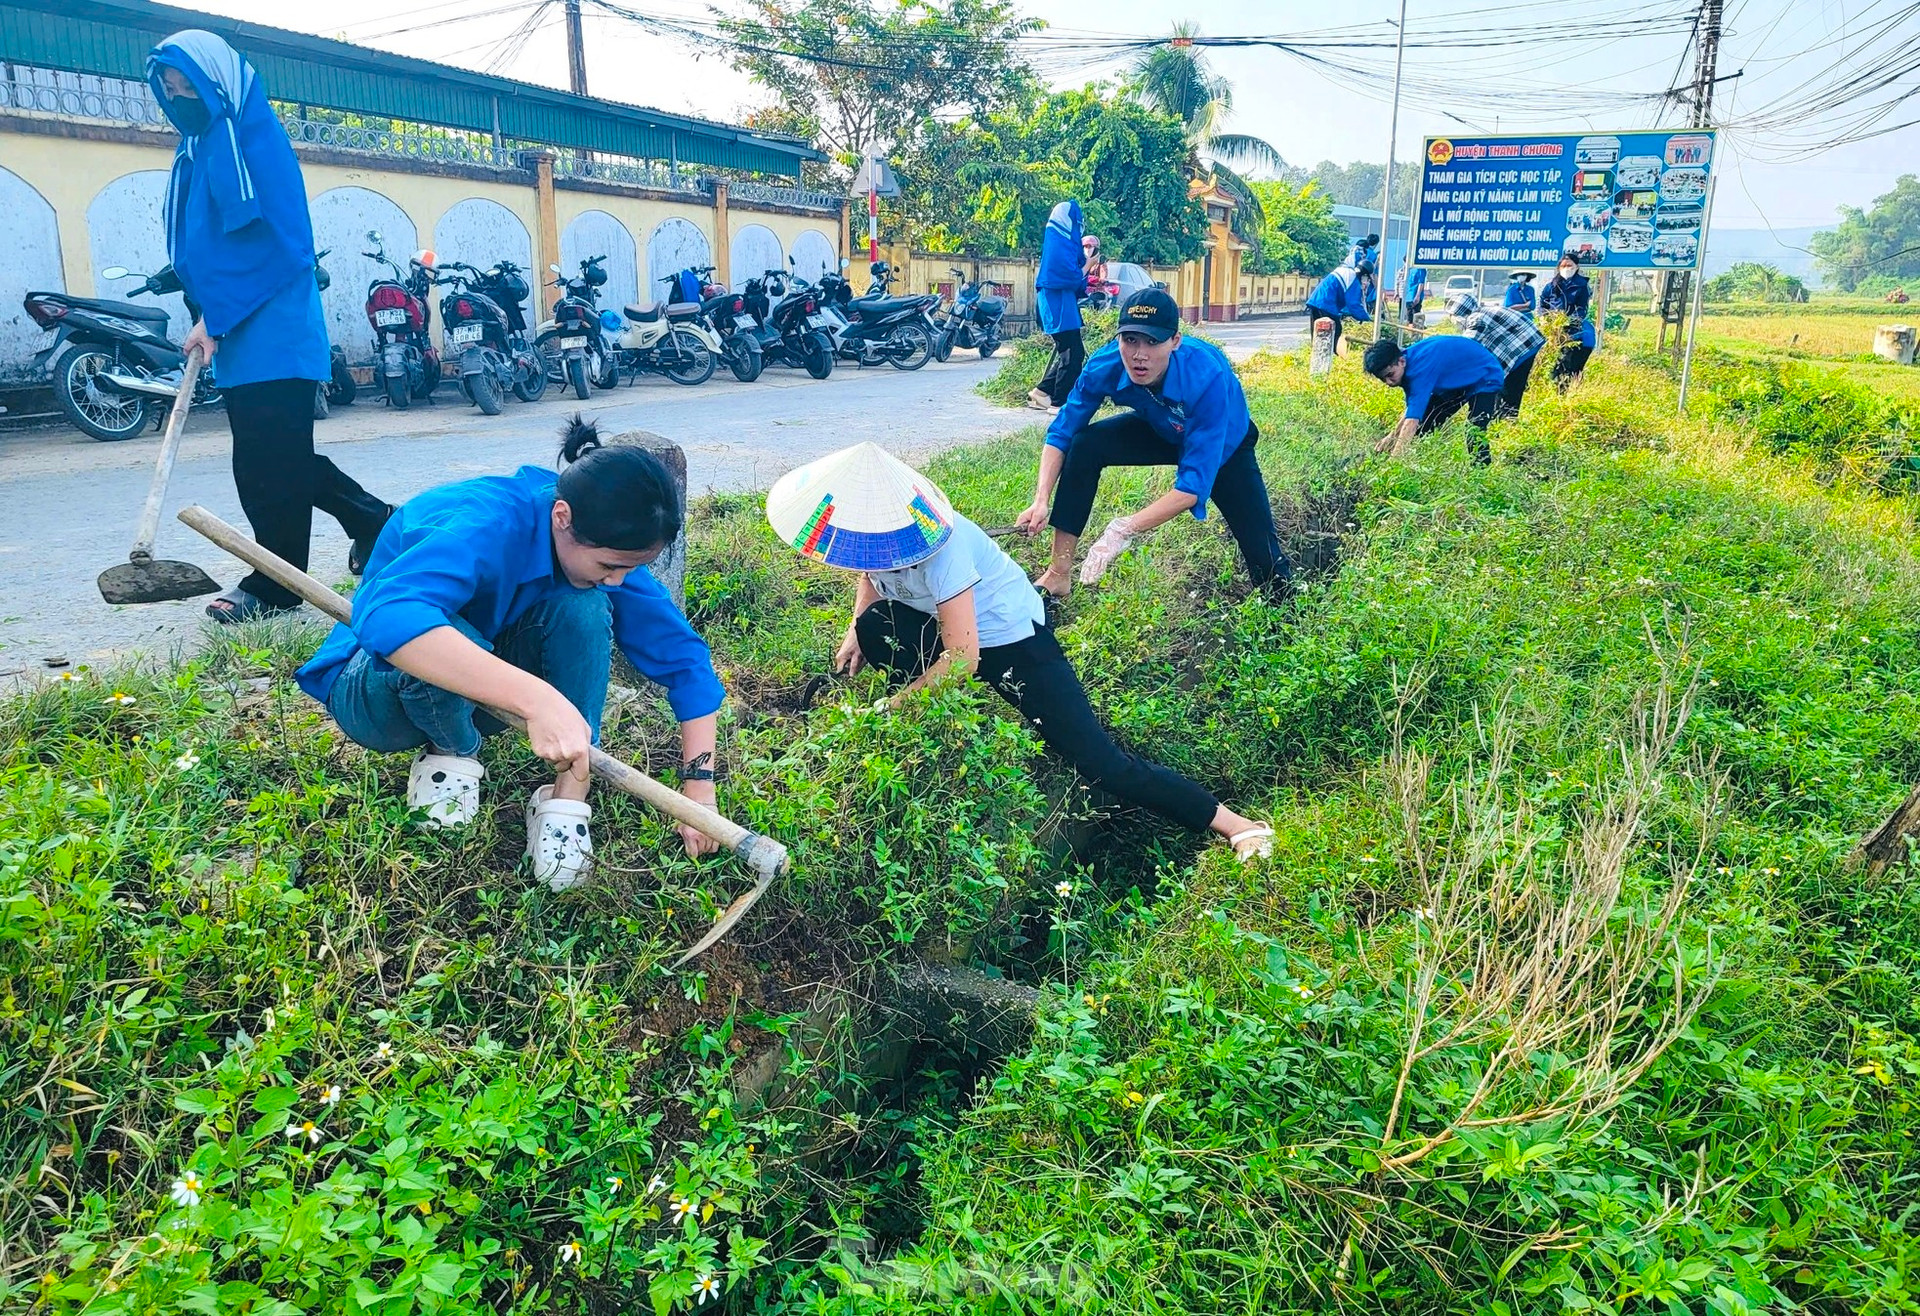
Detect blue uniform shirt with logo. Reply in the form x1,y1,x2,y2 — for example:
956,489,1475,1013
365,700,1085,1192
1397,336,1507,422
295,465,725,728
1044,337,1250,519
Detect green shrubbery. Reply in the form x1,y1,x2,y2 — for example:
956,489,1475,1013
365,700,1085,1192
1685,348,1920,482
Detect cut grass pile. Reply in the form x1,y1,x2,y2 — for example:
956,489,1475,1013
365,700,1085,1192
4,338,1919,1314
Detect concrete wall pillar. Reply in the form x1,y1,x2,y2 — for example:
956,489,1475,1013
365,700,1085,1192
712,181,730,287
530,149,560,301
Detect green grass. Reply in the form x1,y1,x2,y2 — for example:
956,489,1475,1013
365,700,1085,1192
6,339,1920,1314
1609,301,1920,405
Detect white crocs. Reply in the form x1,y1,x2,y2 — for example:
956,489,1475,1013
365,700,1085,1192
407,752,485,829
525,785,593,892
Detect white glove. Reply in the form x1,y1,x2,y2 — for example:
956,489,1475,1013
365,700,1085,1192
1079,517,1142,586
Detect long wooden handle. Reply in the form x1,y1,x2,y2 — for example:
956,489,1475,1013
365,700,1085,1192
175,504,789,881
130,347,204,562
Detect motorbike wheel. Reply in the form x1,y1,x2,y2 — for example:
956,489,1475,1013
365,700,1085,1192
566,355,590,401
885,321,934,371
663,329,716,386
722,335,762,383
592,349,620,391
328,351,357,405
385,375,411,410
801,332,834,379
312,381,331,421
978,334,1001,359
469,370,504,416
933,325,955,363
534,332,568,385
54,344,154,442
512,346,549,402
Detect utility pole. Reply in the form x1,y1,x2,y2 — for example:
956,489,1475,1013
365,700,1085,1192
1659,0,1721,356
564,0,589,96
1377,0,1409,335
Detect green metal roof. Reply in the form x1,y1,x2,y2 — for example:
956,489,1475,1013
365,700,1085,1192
0,0,821,178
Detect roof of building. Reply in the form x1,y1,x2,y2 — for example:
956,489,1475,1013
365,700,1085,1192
0,0,823,177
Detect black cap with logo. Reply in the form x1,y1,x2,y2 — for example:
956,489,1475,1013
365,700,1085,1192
1116,287,1181,343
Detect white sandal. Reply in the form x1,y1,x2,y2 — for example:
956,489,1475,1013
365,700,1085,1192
526,785,593,892
1026,388,1052,411
1226,824,1275,862
407,752,484,829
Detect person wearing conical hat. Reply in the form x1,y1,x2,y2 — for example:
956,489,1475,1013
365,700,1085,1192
768,442,1275,860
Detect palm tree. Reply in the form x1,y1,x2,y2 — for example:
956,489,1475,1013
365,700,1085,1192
1127,23,1285,238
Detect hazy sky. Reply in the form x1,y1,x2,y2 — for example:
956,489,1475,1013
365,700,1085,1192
190,0,1918,230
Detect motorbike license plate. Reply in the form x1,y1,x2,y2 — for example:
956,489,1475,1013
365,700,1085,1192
560,336,587,350
450,323,484,344
374,307,407,327
808,314,834,329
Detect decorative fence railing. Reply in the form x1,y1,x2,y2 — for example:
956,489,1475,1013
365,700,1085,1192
727,179,842,212
278,113,519,169
549,150,703,196
0,70,170,129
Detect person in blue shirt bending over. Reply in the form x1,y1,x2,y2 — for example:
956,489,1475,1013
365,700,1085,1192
149,30,392,624
1504,270,1537,318
1305,259,1374,355
1363,335,1507,466
1012,289,1292,600
295,419,727,893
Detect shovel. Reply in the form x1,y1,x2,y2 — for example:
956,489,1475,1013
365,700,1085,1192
175,504,786,966
97,348,221,606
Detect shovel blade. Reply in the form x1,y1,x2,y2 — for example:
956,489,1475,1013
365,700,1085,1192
97,559,223,605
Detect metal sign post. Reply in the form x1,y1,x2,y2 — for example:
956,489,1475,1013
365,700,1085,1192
1676,174,1718,414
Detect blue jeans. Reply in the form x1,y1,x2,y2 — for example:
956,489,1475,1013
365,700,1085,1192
326,589,613,757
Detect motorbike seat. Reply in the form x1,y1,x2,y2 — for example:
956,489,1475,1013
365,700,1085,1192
60,295,173,323
666,301,702,319
847,295,925,318
624,302,664,323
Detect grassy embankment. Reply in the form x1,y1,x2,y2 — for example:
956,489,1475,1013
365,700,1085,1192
1612,296,1920,405
5,330,1920,1314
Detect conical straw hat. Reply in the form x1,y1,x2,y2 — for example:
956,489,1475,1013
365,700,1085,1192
766,442,956,570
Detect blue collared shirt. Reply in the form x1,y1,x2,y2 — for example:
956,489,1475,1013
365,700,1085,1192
1044,337,1250,518
1308,268,1372,323
296,466,725,726
1398,336,1507,421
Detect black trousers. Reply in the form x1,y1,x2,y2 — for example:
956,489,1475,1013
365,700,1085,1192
223,378,389,610
1499,352,1537,419
1037,329,1085,406
1552,342,1593,390
1417,387,1498,465
1049,414,1292,590
856,600,1219,830
1305,304,1342,352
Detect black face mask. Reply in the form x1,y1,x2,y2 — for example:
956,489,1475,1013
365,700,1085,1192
169,95,212,137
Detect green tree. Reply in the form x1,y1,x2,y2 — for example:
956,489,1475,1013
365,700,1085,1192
1703,262,1808,303
900,88,1208,265
715,0,1039,180
1811,174,1920,291
1242,180,1349,275
1282,159,1420,222
1126,23,1284,240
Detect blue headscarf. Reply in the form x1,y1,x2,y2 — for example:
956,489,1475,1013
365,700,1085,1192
1036,200,1085,292
148,30,315,337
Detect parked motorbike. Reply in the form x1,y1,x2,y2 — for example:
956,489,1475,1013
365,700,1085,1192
814,261,936,370
361,230,441,409
681,266,764,382
601,274,718,387
742,270,835,379
930,267,1006,362
23,264,217,442
469,259,548,403
435,261,547,414
537,255,613,400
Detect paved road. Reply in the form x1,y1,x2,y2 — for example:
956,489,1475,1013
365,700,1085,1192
1207,314,1307,362
0,355,1014,678
0,314,1308,681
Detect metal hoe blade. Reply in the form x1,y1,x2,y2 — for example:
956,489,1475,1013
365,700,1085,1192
97,556,221,605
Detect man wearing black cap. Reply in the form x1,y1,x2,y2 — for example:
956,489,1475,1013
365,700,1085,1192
1013,288,1291,599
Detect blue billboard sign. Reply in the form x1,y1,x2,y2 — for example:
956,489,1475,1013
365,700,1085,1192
1415,130,1716,270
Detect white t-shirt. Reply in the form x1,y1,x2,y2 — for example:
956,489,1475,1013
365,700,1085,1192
868,513,1045,648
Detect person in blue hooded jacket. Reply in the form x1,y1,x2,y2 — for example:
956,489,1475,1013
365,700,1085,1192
1538,253,1596,389
148,30,392,623
1504,270,1537,317
1305,260,1374,354
1029,200,1087,411
295,418,726,892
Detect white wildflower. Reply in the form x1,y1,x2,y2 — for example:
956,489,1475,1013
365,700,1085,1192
168,1171,204,1208
173,752,200,771
557,1240,581,1266
695,1273,720,1305
284,1120,322,1145
1054,881,1073,899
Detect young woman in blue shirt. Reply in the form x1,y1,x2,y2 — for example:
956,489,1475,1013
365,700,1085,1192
295,420,725,891
1011,289,1292,601
148,31,391,623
